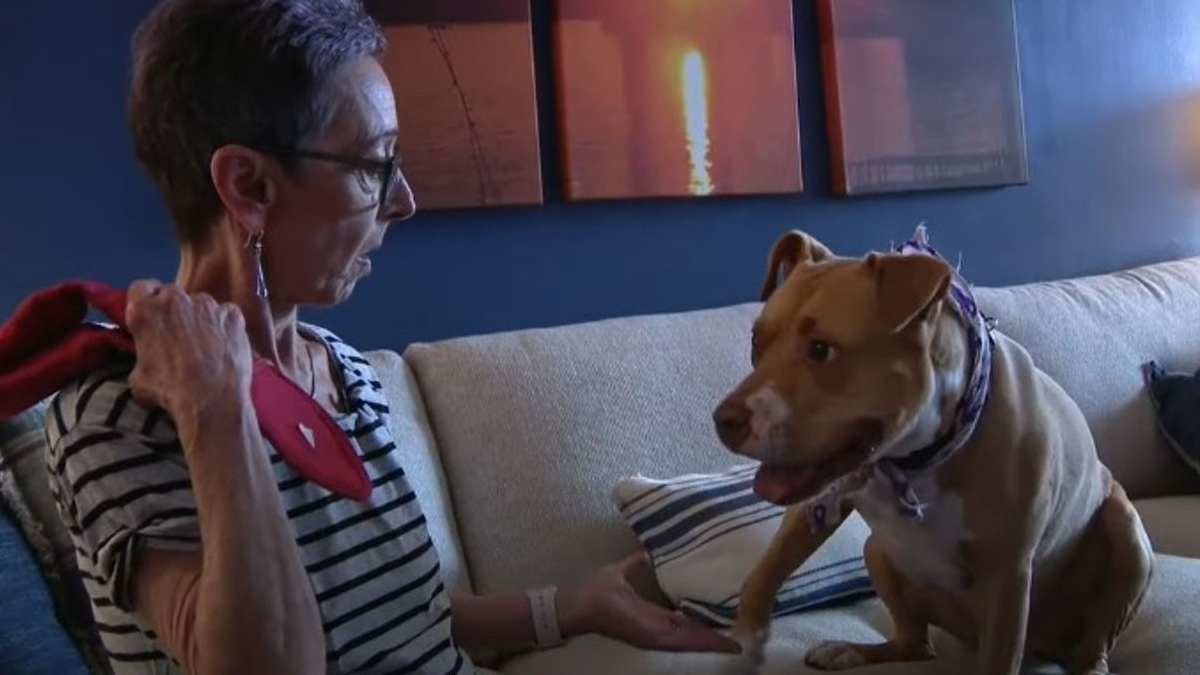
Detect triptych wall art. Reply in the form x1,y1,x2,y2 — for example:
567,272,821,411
362,0,1027,210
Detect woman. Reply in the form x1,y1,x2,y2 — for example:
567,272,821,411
42,0,739,674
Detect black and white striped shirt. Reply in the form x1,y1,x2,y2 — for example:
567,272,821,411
43,324,473,675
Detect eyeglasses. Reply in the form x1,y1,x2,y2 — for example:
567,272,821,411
258,146,402,211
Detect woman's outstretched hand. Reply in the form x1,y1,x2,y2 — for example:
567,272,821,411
559,551,742,654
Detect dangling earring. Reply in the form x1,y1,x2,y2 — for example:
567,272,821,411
243,230,268,299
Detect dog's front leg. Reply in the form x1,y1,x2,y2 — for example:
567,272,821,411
975,562,1033,675
727,504,842,674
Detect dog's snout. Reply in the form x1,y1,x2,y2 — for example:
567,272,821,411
713,402,751,449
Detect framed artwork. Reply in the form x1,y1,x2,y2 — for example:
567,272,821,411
817,0,1029,196
363,0,543,210
552,1,803,201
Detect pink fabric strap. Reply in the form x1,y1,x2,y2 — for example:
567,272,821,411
526,586,563,649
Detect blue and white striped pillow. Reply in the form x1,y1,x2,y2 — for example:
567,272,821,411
613,464,875,627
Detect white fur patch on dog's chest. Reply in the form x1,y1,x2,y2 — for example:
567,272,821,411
853,476,971,592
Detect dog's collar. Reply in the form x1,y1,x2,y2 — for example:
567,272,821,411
872,226,996,519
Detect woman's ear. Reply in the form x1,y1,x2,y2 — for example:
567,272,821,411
210,144,274,237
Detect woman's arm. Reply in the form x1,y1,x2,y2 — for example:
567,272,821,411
449,552,739,663
130,399,324,675
114,282,324,675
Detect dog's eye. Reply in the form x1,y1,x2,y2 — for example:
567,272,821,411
808,340,835,363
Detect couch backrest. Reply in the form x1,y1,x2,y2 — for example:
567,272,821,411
403,304,763,593
365,350,472,593
402,255,1200,592
974,255,1200,498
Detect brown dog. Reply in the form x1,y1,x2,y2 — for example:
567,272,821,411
712,228,1154,675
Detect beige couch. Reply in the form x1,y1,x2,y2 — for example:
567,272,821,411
374,254,1200,675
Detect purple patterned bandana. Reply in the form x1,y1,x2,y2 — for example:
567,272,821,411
874,226,996,518
804,226,996,530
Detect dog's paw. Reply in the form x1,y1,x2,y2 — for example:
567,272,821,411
804,641,868,671
720,629,768,675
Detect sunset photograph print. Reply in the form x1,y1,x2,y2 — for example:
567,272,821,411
554,0,804,201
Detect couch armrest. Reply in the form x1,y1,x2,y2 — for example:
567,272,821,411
1133,496,1200,558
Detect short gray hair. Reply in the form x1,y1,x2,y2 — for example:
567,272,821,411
128,0,387,244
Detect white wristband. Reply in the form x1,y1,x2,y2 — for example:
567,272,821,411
527,585,564,649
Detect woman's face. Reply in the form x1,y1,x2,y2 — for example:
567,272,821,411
259,57,415,307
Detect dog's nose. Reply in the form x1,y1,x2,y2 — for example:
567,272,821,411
713,402,751,450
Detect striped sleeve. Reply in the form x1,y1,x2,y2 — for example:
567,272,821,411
44,366,199,612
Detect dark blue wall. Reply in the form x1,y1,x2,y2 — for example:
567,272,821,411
3,0,1200,352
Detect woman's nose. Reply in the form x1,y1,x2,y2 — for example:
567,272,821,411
381,169,416,222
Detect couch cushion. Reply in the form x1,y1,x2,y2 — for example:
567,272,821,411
404,303,765,593
496,553,1200,675
1134,495,1200,558
974,255,1200,498
0,506,92,675
365,349,472,593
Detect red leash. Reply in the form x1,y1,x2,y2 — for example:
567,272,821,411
0,281,371,502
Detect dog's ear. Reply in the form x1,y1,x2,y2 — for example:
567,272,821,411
760,230,833,301
868,253,952,332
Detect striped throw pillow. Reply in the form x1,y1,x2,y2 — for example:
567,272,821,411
613,464,875,627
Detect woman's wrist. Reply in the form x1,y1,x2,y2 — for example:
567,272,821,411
173,388,255,451
553,585,593,639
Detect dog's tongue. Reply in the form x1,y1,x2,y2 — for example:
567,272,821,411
753,464,823,506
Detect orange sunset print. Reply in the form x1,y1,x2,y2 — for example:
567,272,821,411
554,1,804,201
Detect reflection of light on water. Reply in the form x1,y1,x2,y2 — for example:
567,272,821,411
681,49,714,196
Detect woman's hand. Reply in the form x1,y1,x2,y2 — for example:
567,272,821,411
559,551,741,653
124,279,254,425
